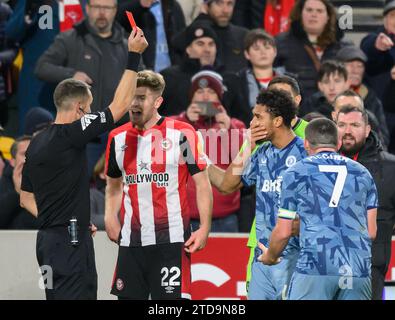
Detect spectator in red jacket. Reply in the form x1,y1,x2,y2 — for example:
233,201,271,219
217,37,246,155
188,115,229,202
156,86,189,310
172,69,245,232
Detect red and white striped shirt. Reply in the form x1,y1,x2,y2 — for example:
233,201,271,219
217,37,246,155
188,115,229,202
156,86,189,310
105,117,206,247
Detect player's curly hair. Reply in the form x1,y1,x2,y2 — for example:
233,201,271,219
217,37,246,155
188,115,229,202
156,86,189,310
256,89,297,128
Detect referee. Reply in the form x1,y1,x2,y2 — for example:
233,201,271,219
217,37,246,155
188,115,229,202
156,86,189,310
19,28,148,300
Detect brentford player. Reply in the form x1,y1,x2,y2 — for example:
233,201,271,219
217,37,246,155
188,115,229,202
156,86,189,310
104,70,213,300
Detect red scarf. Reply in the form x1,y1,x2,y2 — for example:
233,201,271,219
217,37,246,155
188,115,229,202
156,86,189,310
264,0,295,36
340,152,359,161
59,0,84,32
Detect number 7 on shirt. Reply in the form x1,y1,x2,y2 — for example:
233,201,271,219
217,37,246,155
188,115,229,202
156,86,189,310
318,165,347,208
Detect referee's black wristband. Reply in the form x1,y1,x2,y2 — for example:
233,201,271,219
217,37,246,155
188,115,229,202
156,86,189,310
126,52,141,72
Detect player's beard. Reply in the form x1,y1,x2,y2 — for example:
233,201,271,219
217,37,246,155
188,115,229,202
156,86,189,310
339,134,366,156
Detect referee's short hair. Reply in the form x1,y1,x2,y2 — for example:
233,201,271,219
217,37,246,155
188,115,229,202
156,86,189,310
137,70,165,96
305,118,338,149
53,79,91,111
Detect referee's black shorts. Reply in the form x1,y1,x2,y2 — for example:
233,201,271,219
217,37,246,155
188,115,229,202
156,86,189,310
111,242,191,300
36,227,97,300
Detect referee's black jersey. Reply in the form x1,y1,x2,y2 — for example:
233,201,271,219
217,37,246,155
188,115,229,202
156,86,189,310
21,109,115,230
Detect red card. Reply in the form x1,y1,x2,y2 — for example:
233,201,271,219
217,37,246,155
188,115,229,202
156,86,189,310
126,11,137,30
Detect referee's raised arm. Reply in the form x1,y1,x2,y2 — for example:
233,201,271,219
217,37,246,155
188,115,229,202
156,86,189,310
109,28,148,122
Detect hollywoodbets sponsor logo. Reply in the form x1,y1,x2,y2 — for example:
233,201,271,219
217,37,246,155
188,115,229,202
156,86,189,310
125,173,170,187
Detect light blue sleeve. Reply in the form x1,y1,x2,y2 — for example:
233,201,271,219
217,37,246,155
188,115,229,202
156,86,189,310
278,168,299,220
241,149,259,187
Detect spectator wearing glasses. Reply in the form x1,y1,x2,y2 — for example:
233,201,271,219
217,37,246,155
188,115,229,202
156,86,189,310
35,0,129,177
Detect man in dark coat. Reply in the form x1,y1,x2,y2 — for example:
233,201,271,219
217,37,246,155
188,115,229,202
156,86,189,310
189,0,248,73
360,0,395,153
34,0,128,177
337,106,395,300
160,21,225,116
336,45,390,147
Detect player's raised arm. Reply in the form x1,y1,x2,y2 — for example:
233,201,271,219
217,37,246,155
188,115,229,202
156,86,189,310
209,119,268,194
108,28,148,123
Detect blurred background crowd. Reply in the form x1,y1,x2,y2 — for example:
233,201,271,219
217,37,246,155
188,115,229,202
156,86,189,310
1,0,395,234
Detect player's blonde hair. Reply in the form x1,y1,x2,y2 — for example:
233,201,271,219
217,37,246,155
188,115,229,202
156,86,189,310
136,70,165,96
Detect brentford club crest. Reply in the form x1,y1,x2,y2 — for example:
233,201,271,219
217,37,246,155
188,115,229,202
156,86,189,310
161,138,172,151
116,278,124,291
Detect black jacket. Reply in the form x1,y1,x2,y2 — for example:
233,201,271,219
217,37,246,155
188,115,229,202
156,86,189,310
360,84,390,147
275,21,350,99
160,57,225,116
192,13,248,74
361,27,395,102
224,66,290,127
300,91,389,148
0,163,38,229
355,132,395,267
382,79,395,114
358,132,395,234
35,19,128,113
231,0,266,29
0,3,17,102
116,0,186,70
299,91,333,119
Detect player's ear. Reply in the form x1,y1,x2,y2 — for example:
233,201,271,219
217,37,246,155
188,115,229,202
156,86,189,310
155,96,164,110
274,115,283,128
304,139,310,153
295,95,302,107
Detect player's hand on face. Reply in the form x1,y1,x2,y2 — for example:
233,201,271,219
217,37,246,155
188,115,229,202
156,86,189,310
247,121,268,151
105,215,121,243
257,242,282,265
128,27,149,53
215,105,231,130
184,227,209,253
186,103,202,122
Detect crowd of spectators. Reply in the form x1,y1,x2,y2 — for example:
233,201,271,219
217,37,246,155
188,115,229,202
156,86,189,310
0,0,394,243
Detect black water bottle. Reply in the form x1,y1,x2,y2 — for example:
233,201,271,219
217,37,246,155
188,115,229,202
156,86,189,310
69,217,79,246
